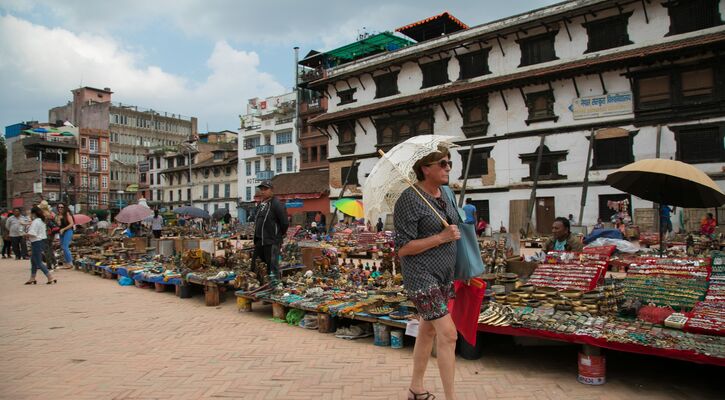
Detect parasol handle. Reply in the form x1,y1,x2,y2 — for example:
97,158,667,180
377,149,449,227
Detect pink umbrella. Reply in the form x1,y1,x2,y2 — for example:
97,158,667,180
115,204,153,224
73,214,92,225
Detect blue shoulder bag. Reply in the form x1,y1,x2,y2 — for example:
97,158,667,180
441,186,485,281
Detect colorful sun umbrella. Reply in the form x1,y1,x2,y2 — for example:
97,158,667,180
116,204,153,224
333,198,364,219
73,214,92,225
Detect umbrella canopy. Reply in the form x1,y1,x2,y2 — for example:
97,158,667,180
115,204,154,224
173,206,210,219
333,198,364,219
362,134,458,223
73,214,92,225
606,159,725,208
212,208,229,220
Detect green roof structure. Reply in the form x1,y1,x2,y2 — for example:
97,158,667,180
325,32,414,62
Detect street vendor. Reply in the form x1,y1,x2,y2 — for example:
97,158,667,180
700,212,717,237
542,217,583,252
252,180,288,281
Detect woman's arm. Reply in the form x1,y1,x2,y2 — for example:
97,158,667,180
398,225,459,257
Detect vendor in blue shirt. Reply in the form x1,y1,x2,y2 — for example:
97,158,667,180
462,198,477,225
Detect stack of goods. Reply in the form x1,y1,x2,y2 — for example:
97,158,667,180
622,257,709,310
639,232,660,247
516,309,725,358
480,238,507,274
526,252,606,291
685,252,725,336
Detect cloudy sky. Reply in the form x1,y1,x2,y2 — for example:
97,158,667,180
0,0,558,133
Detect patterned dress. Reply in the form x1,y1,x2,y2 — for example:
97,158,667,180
394,185,460,321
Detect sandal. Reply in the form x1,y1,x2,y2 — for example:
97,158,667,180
409,389,436,399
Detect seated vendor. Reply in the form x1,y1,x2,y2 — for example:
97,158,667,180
543,217,583,252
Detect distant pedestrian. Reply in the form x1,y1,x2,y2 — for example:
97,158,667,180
476,217,488,236
56,203,76,269
463,198,477,225
376,217,384,233
6,208,30,260
252,180,288,281
24,207,56,285
1,210,13,258
38,201,58,270
151,210,164,238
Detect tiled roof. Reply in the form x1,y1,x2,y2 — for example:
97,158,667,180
271,169,330,196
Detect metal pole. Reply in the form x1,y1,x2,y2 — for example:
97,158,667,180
458,144,475,208
59,149,64,204
579,128,595,226
38,150,43,203
188,150,193,206
294,47,301,147
525,136,546,236
327,157,357,234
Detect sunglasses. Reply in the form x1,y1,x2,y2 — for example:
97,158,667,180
426,159,453,169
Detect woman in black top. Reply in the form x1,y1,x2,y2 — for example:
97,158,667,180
57,203,75,269
394,147,460,400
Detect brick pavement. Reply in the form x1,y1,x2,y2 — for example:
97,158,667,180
0,258,721,400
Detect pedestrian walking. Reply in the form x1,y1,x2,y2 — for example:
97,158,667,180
1,210,13,258
151,210,164,238
394,148,460,400
56,203,76,269
6,208,30,259
252,180,288,281
24,207,56,285
38,201,58,270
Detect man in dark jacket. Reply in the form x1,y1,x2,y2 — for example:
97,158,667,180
252,180,288,281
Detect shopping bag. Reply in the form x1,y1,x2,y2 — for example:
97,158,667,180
441,186,485,280
448,278,486,346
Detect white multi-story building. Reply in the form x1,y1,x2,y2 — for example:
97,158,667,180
237,92,299,221
304,0,725,234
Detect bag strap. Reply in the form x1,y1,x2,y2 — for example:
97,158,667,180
440,186,465,224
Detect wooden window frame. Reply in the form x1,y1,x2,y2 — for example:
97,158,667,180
375,110,435,149
420,58,450,88
590,131,637,170
631,62,723,124
458,147,493,179
373,71,400,98
460,95,489,138
671,123,725,164
518,31,559,67
525,90,558,125
336,121,356,155
518,145,568,181
664,0,723,36
337,88,357,105
583,12,634,53
340,165,360,186
457,49,491,80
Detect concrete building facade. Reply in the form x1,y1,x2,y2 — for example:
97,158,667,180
4,123,80,210
49,86,197,211
237,92,299,221
305,0,725,233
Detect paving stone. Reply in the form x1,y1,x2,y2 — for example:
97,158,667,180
0,258,721,399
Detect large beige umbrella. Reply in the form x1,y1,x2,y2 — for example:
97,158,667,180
606,159,725,208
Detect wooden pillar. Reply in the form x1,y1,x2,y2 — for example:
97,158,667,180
204,283,220,306
154,283,166,293
272,303,287,320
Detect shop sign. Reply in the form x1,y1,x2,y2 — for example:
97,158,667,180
33,182,43,193
138,161,149,172
571,92,633,120
286,200,303,208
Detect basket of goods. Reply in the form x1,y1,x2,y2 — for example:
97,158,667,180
367,305,394,316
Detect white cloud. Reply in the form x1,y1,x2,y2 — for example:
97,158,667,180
1,0,560,49
0,14,284,131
